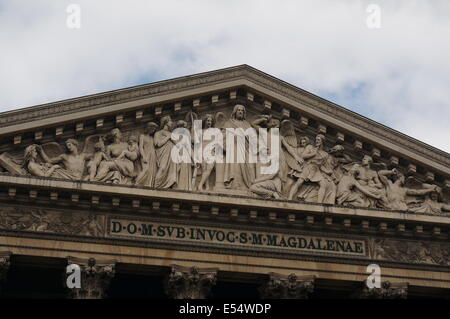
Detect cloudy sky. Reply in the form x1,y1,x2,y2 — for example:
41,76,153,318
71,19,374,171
1,0,449,152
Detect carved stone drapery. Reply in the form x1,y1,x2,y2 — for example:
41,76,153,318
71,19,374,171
260,273,315,299
165,265,218,299
354,281,408,299
66,257,116,299
0,252,11,295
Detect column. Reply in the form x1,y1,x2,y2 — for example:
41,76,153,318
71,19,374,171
165,265,218,299
66,256,116,299
0,252,11,296
260,273,315,299
355,281,408,299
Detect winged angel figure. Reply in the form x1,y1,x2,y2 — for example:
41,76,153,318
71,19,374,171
3,135,105,181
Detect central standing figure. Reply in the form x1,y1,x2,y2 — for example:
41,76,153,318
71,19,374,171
222,104,256,191
154,116,178,189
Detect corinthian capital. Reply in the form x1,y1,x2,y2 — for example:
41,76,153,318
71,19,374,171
66,256,116,299
260,273,315,299
165,265,218,299
355,281,408,299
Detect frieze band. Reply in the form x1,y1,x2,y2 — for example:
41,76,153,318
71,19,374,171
0,103,448,215
1,207,450,266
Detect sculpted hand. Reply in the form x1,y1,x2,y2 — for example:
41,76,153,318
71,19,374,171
261,115,270,122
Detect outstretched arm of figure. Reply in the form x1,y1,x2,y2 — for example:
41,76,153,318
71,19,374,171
116,150,127,160
378,169,394,186
102,152,110,161
441,204,450,212
406,188,436,196
38,146,63,165
301,146,317,160
251,116,268,129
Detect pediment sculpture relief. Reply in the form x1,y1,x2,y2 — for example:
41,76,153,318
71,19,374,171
0,103,449,215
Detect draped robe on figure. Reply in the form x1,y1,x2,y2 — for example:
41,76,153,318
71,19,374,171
223,118,256,190
136,135,157,187
154,129,178,189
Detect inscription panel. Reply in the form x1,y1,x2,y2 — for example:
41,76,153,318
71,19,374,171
108,217,367,258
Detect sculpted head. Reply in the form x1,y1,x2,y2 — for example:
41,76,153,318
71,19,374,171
65,139,79,153
268,118,280,129
176,120,188,129
204,114,215,129
299,136,310,147
430,191,439,201
23,144,38,165
349,164,360,176
396,172,405,185
111,128,122,141
94,142,105,152
330,144,345,154
362,155,373,166
428,186,441,201
160,116,173,130
145,122,159,135
128,135,138,144
315,134,325,148
231,104,246,121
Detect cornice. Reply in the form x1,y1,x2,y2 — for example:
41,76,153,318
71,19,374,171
0,65,247,127
0,64,448,169
1,174,449,227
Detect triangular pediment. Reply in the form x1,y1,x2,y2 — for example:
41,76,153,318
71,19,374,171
0,65,448,216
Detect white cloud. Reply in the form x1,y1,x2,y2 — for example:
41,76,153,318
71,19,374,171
1,0,449,152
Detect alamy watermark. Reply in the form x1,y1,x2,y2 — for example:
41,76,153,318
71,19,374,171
170,120,280,175
66,263,81,289
366,4,381,29
66,4,81,29
366,264,381,289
